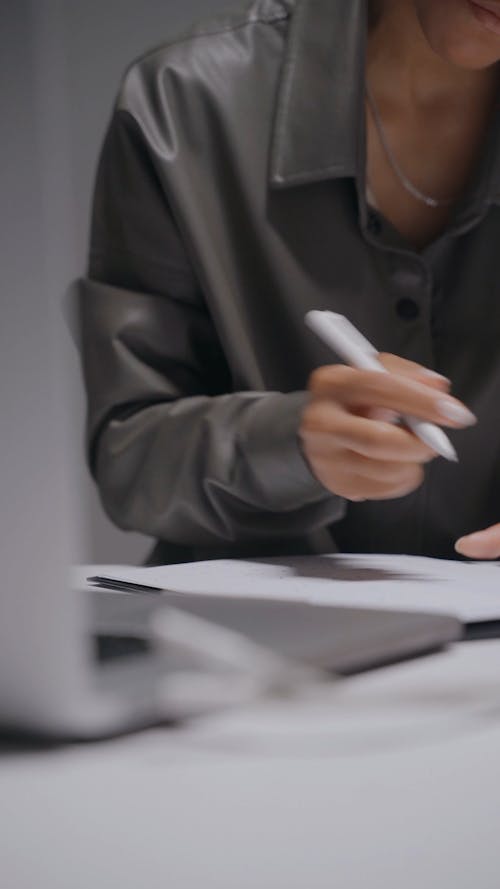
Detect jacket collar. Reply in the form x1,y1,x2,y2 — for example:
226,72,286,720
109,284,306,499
269,0,368,188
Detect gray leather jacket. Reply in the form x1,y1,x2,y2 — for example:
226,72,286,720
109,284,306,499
79,0,500,564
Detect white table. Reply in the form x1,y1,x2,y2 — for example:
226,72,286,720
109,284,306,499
2,640,500,889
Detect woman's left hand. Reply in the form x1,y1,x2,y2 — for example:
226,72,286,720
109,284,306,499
455,525,500,559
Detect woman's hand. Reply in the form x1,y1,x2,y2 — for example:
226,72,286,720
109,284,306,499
455,526,500,560
299,354,476,503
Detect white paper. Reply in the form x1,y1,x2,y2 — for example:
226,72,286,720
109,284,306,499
74,553,500,622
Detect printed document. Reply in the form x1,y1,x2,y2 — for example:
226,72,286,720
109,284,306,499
75,553,500,622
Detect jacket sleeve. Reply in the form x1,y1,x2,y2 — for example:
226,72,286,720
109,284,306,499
78,108,343,547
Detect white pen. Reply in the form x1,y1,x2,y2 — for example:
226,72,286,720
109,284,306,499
305,310,458,463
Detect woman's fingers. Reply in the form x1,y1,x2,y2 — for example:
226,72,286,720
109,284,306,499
301,402,436,462
309,453,424,502
309,364,476,428
378,353,451,392
301,356,476,504
455,524,500,559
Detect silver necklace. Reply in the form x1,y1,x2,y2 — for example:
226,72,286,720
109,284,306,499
366,84,454,209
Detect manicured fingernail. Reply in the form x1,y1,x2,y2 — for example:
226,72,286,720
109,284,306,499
454,536,470,554
455,534,486,558
436,399,477,426
422,369,450,384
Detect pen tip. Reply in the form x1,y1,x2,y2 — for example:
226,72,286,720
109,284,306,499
443,444,458,463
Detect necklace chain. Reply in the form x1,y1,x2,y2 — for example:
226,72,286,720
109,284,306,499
366,85,455,209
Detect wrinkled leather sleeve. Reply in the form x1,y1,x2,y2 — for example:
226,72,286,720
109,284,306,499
79,109,342,547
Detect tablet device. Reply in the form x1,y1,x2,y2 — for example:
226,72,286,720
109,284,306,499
91,586,462,675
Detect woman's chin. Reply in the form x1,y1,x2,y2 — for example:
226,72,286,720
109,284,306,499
416,0,500,69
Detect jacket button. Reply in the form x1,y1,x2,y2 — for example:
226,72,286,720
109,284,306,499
367,211,382,236
396,297,420,320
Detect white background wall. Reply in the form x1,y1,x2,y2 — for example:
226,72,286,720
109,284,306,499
26,0,236,564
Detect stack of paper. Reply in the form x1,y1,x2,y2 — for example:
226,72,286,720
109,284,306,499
74,553,500,622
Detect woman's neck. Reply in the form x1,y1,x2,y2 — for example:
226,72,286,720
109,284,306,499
365,1,500,250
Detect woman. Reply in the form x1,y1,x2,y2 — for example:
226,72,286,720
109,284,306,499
79,0,500,564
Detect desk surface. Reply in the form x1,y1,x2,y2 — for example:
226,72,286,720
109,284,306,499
1,641,500,889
